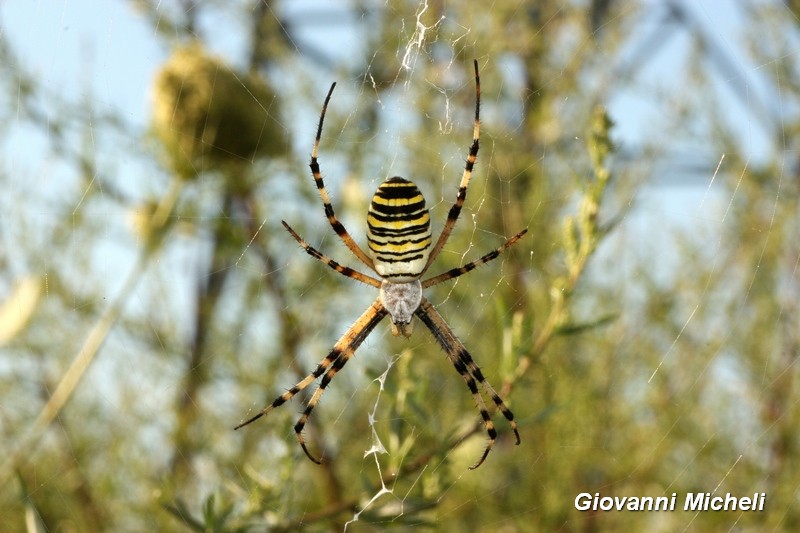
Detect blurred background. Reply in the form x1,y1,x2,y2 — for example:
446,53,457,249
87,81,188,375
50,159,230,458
1,0,798,531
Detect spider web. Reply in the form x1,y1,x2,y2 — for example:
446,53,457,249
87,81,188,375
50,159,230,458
1,0,799,531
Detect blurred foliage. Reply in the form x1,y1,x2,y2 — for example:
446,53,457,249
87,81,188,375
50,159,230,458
151,43,288,184
1,0,799,532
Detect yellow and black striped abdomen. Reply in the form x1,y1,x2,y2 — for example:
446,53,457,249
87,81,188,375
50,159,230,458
367,177,431,281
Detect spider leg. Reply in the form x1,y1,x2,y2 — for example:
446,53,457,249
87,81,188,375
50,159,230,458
415,297,520,469
422,228,528,289
310,83,376,271
235,299,388,465
423,59,481,273
282,221,381,288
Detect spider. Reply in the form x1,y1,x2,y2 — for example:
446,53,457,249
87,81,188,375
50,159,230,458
236,60,527,469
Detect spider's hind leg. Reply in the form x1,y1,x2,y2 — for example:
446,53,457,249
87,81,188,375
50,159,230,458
309,82,375,271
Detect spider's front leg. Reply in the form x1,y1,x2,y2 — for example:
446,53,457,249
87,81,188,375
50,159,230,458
293,299,388,463
236,299,388,464
415,297,520,469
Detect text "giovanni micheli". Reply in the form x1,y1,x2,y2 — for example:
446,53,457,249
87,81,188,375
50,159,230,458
575,492,766,512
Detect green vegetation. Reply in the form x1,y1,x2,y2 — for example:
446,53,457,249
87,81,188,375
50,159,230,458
1,1,798,531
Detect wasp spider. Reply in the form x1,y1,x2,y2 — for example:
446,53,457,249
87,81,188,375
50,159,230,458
236,60,527,469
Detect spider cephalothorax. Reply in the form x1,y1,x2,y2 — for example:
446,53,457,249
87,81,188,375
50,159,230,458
236,60,527,469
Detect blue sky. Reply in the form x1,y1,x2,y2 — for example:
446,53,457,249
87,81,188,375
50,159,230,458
1,1,770,180
0,0,785,276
